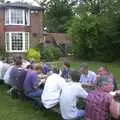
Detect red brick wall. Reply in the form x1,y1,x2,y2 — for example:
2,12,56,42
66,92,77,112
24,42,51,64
0,9,5,48
30,12,44,48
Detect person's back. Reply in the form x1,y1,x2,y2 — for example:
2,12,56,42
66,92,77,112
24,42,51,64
60,82,88,120
9,66,26,88
0,61,3,80
23,70,38,93
1,62,10,80
41,73,66,109
23,63,43,98
85,91,112,120
4,65,14,85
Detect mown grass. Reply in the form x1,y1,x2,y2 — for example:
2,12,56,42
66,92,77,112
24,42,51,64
0,60,120,120
0,85,62,120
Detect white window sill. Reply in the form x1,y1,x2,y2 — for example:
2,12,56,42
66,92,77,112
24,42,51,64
6,50,28,53
5,24,30,26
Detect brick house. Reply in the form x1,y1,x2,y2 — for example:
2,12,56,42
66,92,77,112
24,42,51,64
0,2,44,54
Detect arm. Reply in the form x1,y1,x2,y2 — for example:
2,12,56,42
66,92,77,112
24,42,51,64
82,83,96,89
32,73,40,89
77,84,88,99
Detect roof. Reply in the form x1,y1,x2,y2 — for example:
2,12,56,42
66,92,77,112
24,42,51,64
0,2,44,11
45,33,72,44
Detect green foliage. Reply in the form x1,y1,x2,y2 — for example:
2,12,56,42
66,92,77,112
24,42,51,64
68,0,120,62
42,45,61,61
34,43,43,52
0,48,8,59
26,48,41,62
0,0,4,3
45,0,74,32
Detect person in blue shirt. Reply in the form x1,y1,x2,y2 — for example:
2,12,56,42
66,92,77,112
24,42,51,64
61,61,71,79
43,63,51,74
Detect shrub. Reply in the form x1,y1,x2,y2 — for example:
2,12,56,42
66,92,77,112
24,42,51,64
0,48,8,59
35,43,43,52
42,45,61,61
26,48,40,62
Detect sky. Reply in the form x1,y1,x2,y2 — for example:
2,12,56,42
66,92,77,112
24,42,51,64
5,0,39,6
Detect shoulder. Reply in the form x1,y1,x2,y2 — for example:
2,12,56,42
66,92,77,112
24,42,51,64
27,71,36,76
88,71,96,76
71,82,82,88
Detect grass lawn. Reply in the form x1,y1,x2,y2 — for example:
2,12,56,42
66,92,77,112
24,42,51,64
0,60,120,120
0,85,62,120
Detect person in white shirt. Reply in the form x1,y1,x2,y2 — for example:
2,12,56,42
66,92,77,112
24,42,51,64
60,81,88,120
1,59,10,81
79,63,96,87
22,59,31,68
0,60,3,80
41,68,66,109
4,65,14,85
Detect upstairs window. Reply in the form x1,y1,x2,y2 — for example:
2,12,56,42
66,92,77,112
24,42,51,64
5,8,30,25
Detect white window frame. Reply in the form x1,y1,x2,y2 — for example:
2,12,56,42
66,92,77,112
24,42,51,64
5,32,30,53
5,8,30,26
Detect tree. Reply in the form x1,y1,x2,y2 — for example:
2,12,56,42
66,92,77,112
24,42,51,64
0,0,4,3
44,0,75,33
68,0,120,62
33,0,79,33
33,0,48,8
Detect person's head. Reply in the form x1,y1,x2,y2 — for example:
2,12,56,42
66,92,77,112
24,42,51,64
26,64,33,70
70,70,81,82
34,63,43,74
15,59,22,67
97,66,109,76
52,67,59,74
80,63,88,74
64,61,70,69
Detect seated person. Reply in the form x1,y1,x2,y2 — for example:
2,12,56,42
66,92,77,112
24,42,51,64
23,63,43,98
60,75,88,120
41,68,66,109
61,61,71,80
1,59,10,82
96,66,116,92
79,63,96,90
42,63,52,74
4,64,15,88
110,90,120,120
70,70,81,82
85,88,112,120
9,59,26,90
0,60,3,82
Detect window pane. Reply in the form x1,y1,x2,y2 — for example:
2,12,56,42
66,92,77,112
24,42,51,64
25,32,29,50
11,9,23,24
5,33,10,51
11,33,23,51
5,9,9,24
